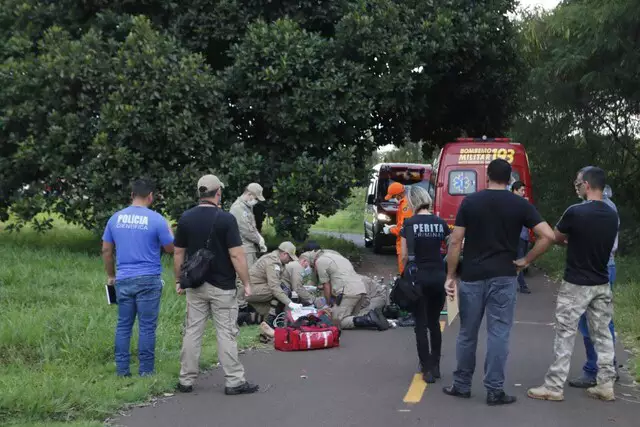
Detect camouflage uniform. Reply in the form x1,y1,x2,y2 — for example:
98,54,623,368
246,251,290,317
230,197,263,308
543,280,616,392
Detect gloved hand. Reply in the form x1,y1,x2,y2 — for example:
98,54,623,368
314,297,327,309
383,224,393,235
258,236,267,253
288,302,303,311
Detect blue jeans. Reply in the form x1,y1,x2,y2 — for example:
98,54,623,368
453,277,517,393
115,275,163,376
578,265,616,379
517,239,528,288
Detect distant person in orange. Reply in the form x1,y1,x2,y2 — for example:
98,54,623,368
383,182,413,274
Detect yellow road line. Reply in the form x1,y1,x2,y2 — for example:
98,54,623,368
403,374,427,403
401,321,446,404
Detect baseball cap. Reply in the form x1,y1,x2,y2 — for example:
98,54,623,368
299,250,321,265
278,241,298,261
246,183,266,201
197,174,225,194
385,182,405,200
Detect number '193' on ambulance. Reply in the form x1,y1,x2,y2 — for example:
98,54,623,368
429,137,536,250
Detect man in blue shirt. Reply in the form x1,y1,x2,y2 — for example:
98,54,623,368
102,179,175,377
511,181,531,293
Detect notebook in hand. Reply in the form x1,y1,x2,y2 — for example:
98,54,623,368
106,285,117,305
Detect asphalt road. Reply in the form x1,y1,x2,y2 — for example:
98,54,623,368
115,267,639,427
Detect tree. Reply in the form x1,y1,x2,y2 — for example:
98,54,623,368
1,0,526,239
513,0,640,250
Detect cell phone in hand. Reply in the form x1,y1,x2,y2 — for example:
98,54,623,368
106,284,117,305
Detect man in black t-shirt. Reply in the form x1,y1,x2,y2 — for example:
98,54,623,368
528,166,618,402
443,159,555,406
174,174,259,396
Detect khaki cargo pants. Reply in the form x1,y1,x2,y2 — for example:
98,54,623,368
179,283,245,388
362,277,387,311
331,293,369,329
236,252,258,309
543,280,616,392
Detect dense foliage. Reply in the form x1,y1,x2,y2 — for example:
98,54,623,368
513,0,640,251
1,0,525,239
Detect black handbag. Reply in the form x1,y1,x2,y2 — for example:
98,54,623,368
179,208,220,289
390,263,422,310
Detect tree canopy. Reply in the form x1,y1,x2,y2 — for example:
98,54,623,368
1,0,525,239
513,0,640,250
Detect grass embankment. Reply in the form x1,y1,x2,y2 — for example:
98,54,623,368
0,223,259,427
262,220,363,264
311,210,363,234
536,246,640,381
309,187,365,234
0,219,362,426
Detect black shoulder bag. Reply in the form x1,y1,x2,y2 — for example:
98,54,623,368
179,207,220,289
389,224,422,310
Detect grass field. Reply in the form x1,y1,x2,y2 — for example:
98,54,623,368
310,187,366,234
0,217,363,426
535,246,640,381
0,222,260,426
261,219,363,262
311,211,363,234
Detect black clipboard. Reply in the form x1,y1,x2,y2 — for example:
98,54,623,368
106,284,117,305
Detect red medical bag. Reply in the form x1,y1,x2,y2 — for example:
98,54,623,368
274,311,340,351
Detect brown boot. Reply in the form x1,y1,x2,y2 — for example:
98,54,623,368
260,321,275,338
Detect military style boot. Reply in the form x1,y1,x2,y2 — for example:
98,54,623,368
353,309,389,331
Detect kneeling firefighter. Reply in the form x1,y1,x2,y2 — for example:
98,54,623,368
301,250,389,331
246,241,303,327
361,274,387,311
281,254,317,306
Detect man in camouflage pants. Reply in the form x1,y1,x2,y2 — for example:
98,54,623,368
528,166,618,402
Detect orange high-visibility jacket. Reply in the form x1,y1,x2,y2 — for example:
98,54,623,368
390,197,413,274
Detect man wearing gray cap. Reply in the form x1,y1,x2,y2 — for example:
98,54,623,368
173,174,259,395
230,183,267,311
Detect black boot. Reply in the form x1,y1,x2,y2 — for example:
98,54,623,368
353,309,388,331
487,390,517,406
237,311,251,327
372,307,389,331
431,355,441,379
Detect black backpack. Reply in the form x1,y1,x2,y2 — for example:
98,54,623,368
179,209,220,289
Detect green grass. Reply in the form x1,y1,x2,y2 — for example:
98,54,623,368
536,247,640,381
261,220,363,264
311,210,364,234
0,222,260,427
310,187,366,234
